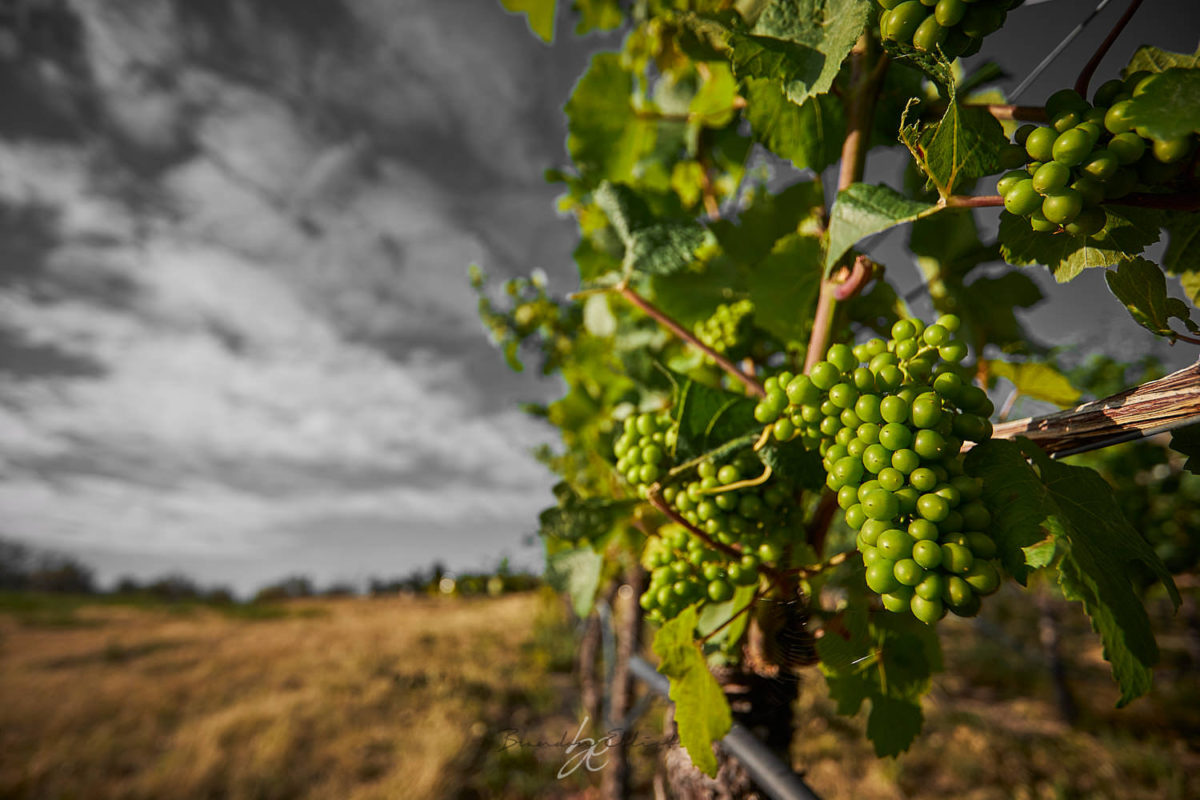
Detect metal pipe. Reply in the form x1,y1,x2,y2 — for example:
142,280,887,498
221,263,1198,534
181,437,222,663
628,655,823,800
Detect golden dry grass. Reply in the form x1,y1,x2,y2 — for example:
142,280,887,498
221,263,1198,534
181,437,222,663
0,591,593,800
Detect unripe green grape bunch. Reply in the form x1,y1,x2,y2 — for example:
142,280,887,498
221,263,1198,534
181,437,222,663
754,315,1002,624
694,299,754,358
877,0,1018,59
613,411,676,497
641,454,799,625
998,75,1198,236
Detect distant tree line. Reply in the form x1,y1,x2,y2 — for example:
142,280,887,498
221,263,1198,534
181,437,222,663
0,538,539,602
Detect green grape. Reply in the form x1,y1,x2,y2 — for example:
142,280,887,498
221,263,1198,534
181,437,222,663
1108,132,1145,164
1003,179,1042,215
964,560,1001,594
912,539,943,569
1024,127,1057,162
911,594,944,624
912,16,947,52
878,528,914,559
1051,128,1092,166
996,170,1027,195
1104,100,1136,134
940,542,974,573
917,493,950,522
862,489,900,521
866,561,901,594
810,361,841,390
1064,206,1106,237
1153,136,1192,164
881,588,914,613
1031,161,1071,193
708,579,734,602
1042,189,1083,224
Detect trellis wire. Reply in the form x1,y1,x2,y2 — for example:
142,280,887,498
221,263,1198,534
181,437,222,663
628,655,824,800
1009,0,1116,100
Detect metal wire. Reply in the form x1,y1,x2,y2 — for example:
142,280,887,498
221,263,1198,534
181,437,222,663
1009,0,1116,100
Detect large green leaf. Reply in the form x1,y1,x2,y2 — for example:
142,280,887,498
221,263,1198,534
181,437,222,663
697,584,758,650
1105,257,1199,340
997,208,1160,282
750,0,872,106
500,0,557,42
565,53,657,184
817,604,941,757
1161,211,1200,298
545,546,604,617
653,605,733,776
748,232,823,346
1123,68,1200,142
903,99,1010,198
672,377,760,462
594,182,715,277
1125,44,1200,74
742,78,846,172
825,183,939,271
729,33,825,105
987,360,1081,408
964,439,1181,706
755,438,824,489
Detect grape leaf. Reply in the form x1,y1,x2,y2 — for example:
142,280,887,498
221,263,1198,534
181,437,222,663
672,378,760,463
1123,68,1200,142
987,360,1081,408
750,0,872,106
653,605,733,777
729,33,825,106
572,0,623,34
1105,257,1200,340
1169,423,1200,474
755,439,824,489
500,0,557,42
825,183,940,271
742,78,846,172
1125,44,1200,74
697,584,757,650
997,208,1160,282
710,181,825,265
1162,212,1200,297
594,182,715,277
539,483,639,543
748,232,823,345
964,438,1181,706
545,546,604,617
902,96,1010,198
687,62,740,128
865,695,925,759
565,53,658,184
818,609,941,757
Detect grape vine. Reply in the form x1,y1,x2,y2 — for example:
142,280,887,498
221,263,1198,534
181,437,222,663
485,0,1199,784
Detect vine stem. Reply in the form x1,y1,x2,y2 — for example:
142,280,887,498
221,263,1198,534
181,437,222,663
971,103,1048,122
618,285,765,397
699,588,764,644
944,193,1200,212
1075,0,1147,98
804,36,887,375
790,550,857,581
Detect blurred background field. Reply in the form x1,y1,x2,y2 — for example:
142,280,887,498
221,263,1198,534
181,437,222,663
0,580,1196,800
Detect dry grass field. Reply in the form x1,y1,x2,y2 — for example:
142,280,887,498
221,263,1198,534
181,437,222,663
0,586,1197,800
0,590,596,800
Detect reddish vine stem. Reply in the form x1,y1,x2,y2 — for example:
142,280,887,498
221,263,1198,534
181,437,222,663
945,193,1200,212
1075,0,1147,98
970,103,1048,122
804,36,887,375
790,549,857,581
618,285,765,397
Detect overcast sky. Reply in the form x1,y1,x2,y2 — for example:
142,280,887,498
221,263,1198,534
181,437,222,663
0,1,1195,594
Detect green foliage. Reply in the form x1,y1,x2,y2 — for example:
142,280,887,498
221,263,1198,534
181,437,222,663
826,183,939,270
1105,257,1199,341
501,0,557,43
544,546,605,617
1123,68,1200,141
986,360,1081,408
1170,424,1200,474
965,439,1180,705
487,0,1198,771
653,605,733,776
997,208,1160,283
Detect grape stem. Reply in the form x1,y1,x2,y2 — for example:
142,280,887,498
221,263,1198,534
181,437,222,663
1075,0,1147,98
700,465,773,495
944,193,1200,212
617,285,766,397
699,588,765,644
970,103,1048,123
789,549,857,581
805,36,887,375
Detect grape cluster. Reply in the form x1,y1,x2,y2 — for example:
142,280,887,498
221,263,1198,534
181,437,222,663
754,316,1003,624
694,299,755,358
878,0,1017,59
613,411,676,497
641,453,799,624
998,77,1197,236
